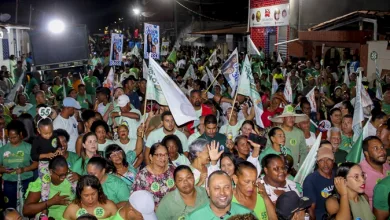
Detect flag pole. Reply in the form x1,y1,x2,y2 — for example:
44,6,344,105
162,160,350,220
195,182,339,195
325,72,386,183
226,91,239,136
204,72,221,94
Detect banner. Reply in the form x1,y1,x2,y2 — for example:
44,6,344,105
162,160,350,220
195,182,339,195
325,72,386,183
306,87,317,113
144,23,160,59
250,3,290,27
146,62,167,106
237,55,264,128
183,65,197,80
206,67,220,88
149,56,197,126
161,41,170,56
109,33,123,66
221,48,240,96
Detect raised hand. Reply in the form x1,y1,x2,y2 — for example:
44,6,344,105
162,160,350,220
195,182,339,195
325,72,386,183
334,177,348,196
208,141,223,161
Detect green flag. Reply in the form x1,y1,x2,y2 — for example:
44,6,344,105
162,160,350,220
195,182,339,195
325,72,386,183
167,49,177,64
346,131,363,163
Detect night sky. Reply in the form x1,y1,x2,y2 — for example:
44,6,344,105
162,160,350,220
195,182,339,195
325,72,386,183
0,0,248,33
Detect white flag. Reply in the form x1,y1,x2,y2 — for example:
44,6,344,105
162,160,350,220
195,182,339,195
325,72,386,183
130,44,140,57
5,71,25,103
146,63,167,106
221,48,240,97
206,67,220,88
143,60,148,79
284,76,293,103
237,55,264,128
271,77,278,95
294,132,322,185
352,71,364,142
79,73,85,85
183,65,197,80
375,60,383,100
361,85,373,108
247,36,260,56
277,53,283,63
209,50,218,66
149,57,197,126
343,64,350,87
306,87,317,112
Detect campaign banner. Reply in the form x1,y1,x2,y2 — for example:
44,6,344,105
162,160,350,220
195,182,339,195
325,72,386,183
161,41,170,56
250,3,289,27
144,23,160,59
109,33,123,66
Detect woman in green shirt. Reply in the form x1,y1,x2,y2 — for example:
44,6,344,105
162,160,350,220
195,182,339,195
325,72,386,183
232,161,276,220
72,132,99,176
23,156,74,219
63,175,118,220
0,120,38,209
259,127,292,163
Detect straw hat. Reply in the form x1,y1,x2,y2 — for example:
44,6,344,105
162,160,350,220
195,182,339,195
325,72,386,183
269,105,308,123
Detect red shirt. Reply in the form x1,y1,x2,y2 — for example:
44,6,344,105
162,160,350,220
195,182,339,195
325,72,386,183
261,109,276,128
186,104,213,134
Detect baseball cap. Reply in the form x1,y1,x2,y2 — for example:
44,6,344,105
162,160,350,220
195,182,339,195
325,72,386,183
117,95,130,108
63,97,81,109
317,146,334,161
129,191,157,220
276,191,311,218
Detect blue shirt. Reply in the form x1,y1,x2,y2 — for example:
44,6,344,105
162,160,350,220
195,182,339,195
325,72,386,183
127,92,140,110
303,170,334,219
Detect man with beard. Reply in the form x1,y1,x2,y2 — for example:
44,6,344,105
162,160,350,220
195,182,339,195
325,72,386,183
360,136,390,208
186,170,253,219
186,90,212,134
303,143,335,220
145,111,188,164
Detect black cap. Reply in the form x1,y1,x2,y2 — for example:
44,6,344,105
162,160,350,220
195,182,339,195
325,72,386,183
276,191,312,218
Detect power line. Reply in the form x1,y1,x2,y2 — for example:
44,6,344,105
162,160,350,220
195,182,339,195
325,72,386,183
175,0,233,22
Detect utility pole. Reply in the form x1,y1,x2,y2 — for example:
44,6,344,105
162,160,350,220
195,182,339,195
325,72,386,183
29,4,33,27
174,0,178,44
15,0,18,24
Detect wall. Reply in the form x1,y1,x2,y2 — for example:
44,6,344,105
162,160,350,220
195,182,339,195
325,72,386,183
0,27,30,68
367,41,390,84
250,0,289,57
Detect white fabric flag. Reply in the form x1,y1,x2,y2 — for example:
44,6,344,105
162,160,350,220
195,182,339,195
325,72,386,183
375,60,383,100
146,62,167,106
352,71,364,142
149,57,197,126
221,48,240,97
237,55,264,128
247,36,260,56
183,65,197,80
206,67,220,87
284,76,293,103
143,60,148,79
209,50,218,66
5,71,25,103
306,87,317,112
361,86,373,108
271,77,278,95
277,53,283,63
343,64,350,87
294,132,322,185
130,45,140,57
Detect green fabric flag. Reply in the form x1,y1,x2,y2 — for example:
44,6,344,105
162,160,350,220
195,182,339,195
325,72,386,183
167,49,177,64
346,131,363,163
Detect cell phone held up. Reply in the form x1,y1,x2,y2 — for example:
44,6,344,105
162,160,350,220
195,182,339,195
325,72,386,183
248,133,267,147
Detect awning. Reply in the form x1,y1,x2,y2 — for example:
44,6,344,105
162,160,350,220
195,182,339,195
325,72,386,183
184,37,201,43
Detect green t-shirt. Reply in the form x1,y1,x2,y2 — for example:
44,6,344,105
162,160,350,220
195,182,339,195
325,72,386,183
373,175,390,212
157,187,209,220
334,149,348,165
71,157,90,176
339,134,353,153
382,103,390,115
258,146,292,165
84,76,99,95
66,152,80,169
186,202,253,220
25,178,75,220
232,193,268,220
76,94,92,109
146,128,188,152
26,78,38,94
281,127,307,170
27,104,37,117
0,141,33,181
102,174,130,204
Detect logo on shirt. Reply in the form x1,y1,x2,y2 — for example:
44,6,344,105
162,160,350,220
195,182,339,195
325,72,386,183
321,186,334,198
51,138,57,148
290,139,297,146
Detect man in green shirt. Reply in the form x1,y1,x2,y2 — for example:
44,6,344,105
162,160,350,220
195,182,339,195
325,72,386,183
83,70,100,102
382,90,390,115
76,84,92,109
373,175,390,220
340,115,353,153
186,170,253,219
198,114,229,153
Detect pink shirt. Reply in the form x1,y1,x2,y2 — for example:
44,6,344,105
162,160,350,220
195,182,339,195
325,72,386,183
360,159,390,207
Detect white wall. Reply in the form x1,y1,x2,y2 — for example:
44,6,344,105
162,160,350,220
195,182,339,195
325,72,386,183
367,41,390,84
0,27,30,68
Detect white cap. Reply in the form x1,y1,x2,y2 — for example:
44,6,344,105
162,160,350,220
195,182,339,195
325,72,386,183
129,191,158,220
117,94,130,107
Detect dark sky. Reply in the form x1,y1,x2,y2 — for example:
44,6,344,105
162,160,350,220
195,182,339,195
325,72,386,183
0,0,248,32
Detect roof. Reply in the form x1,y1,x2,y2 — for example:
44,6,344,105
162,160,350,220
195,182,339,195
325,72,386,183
309,10,390,31
191,25,248,35
0,23,30,30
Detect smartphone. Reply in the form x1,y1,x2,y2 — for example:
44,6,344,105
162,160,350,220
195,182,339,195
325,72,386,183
249,133,267,147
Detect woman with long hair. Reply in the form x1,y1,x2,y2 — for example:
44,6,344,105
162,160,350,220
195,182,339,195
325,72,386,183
233,135,261,176
72,132,99,176
325,162,374,220
76,110,98,155
63,175,118,220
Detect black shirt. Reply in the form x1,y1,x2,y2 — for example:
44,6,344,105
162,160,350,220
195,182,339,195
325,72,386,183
31,135,58,161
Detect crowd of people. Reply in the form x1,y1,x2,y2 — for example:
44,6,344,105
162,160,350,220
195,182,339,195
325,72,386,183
0,44,389,220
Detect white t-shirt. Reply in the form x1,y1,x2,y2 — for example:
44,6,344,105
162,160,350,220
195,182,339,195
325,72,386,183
219,119,245,140
12,103,33,116
146,127,188,152
187,131,201,150
53,115,78,152
367,122,377,137
261,177,301,203
98,139,115,152
114,138,137,153
171,154,191,167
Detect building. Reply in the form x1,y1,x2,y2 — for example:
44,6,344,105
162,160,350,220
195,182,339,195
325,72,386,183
0,24,30,68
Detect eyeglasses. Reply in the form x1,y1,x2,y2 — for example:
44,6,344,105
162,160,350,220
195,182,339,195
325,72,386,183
110,150,123,158
153,153,168,158
52,170,70,179
347,173,367,182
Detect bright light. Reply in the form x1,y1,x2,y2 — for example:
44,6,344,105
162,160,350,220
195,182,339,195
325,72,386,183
133,8,140,15
48,19,65,34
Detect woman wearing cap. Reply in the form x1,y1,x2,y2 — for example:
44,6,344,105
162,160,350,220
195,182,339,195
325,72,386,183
275,191,311,220
260,154,301,203
132,143,176,207
233,135,262,177
259,127,292,164
63,175,118,220
325,162,374,220
232,161,277,219
90,120,114,155
86,157,130,207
